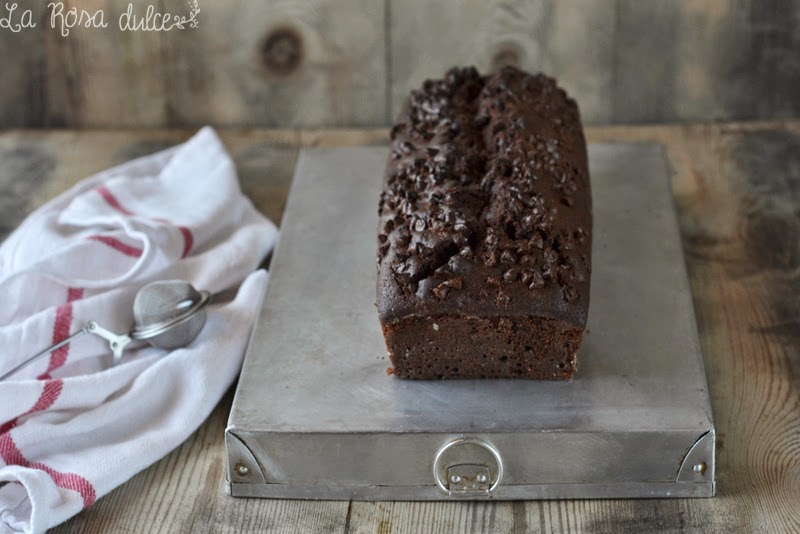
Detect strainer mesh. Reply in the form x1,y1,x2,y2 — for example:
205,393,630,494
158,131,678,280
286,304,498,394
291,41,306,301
133,280,202,328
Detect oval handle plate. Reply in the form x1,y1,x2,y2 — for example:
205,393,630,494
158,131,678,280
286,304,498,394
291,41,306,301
433,438,503,496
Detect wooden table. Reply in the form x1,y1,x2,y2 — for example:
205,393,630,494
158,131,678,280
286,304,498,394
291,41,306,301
1,122,798,532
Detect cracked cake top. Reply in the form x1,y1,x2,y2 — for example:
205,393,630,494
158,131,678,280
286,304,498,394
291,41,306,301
377,66,591,325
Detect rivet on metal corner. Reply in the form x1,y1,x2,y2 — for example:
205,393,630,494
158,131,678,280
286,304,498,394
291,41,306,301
236,463,250,477
693,462,707,476
450,475,462,484
476,473,488,483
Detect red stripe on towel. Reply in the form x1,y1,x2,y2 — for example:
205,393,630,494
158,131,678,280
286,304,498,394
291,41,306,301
96,185,194,257
38,288,84,379
96,185,134,216
0,284,98,508
0,380,62,435
88,235,144,258
28,380,63,413
0,433,97,507
0,286,80,433
177,226,193,257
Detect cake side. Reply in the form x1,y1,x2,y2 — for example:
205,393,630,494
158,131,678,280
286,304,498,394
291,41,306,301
377,66,591,379
383,315,582,379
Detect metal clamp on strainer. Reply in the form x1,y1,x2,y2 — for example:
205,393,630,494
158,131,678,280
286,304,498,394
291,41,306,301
0,280,211,381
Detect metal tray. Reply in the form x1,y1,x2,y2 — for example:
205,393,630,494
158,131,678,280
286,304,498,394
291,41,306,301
226,144,715,500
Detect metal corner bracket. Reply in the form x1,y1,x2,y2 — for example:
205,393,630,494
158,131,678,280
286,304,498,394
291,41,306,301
677,430,715,485
226,429,267,486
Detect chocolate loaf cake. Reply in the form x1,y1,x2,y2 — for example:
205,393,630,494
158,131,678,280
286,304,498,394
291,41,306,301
377,66,591,380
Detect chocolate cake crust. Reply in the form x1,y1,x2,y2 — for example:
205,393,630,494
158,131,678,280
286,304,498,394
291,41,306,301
377,66,591,379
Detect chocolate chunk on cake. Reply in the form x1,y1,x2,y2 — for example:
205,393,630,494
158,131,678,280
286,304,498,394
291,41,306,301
377,66,591,379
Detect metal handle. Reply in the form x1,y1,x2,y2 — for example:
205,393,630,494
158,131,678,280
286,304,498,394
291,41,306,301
0,327,90,381
0,321,133,381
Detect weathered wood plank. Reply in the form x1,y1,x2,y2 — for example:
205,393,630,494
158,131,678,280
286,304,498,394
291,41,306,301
157,0,387,127
9,0,387,128
0,134,56,240
0,2,46,127
710,0,800,120
611,0,683,122
298,128,387,148
347,501,517,534
389,0,800,124
42,0,171,127
50,389,350,534
388,0,616,123
2,1,800,127
677,125,800,531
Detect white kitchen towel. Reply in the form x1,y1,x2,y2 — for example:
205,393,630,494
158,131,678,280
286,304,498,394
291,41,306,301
0,127,278,534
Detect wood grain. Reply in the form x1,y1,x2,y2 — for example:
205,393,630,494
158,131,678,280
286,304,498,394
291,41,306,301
0,2,46,127
158,0,386,127
390,0,800,125
52,0,386,128
0,134,55,240
42,0,171,127
0,121,798,532
388,0,617,123
1,1,799,127
55,388,350,534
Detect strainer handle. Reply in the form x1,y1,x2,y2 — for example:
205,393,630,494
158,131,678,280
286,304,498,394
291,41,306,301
85,321,132,362
1,321,134,381
0,328,89,381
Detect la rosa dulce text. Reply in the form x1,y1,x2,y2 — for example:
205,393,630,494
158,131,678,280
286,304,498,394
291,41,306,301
0,2,200,36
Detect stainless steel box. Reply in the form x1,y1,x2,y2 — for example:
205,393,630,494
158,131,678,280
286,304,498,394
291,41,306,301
226,144,715,500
